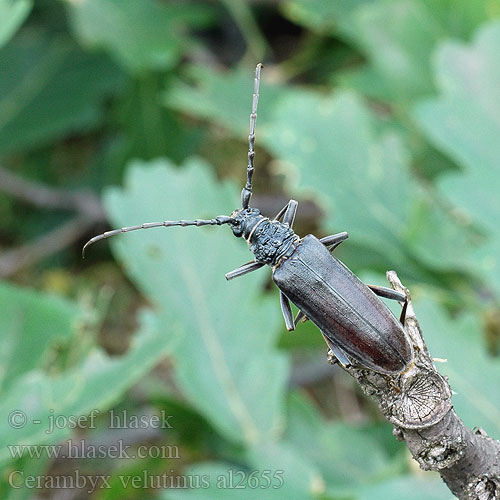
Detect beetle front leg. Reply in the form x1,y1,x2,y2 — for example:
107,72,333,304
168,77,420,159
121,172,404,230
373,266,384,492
225,260,264,280
280,292,295,331
320,232,348,252
367,284,408,324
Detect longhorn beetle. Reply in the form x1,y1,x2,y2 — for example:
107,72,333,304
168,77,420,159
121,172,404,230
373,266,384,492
83,64,414,375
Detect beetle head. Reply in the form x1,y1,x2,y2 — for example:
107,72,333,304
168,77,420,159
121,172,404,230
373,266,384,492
230,208,262,238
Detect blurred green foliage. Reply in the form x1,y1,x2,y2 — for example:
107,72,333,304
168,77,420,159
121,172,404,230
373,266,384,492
0,1,499,499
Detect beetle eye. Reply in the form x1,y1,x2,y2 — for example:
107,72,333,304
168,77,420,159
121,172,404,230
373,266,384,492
231,220,244,237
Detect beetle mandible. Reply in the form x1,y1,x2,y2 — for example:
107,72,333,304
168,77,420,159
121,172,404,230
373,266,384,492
83,63,414,375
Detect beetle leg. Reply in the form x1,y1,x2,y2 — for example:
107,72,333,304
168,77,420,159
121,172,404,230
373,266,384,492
274,204,288,221
282,200,298,227
280,292,295,331
274,199,298,228
321,331,353,368
320,232,349,252
294,309,308,326
225,260,264,280
368,284,405,301
367,284,408,324
399,299,408,325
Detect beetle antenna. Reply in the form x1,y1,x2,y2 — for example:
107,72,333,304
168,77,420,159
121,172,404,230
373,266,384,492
82,215,234,258
241,63,263,210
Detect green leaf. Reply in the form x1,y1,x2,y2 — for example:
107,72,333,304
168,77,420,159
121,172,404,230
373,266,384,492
105,159,288,446
0,33,123,154
285,0,438,99
285,392,404,492
415,297,500,439
115,74,204,164
66,0,213,73
160,450,323,499
414,21,500,295
0,309,174,465
0,0,31,49
265,91,413,265
284,0,498,102
405,193,481,272
281,0,371,37
0,281,79,391
0,455,49,500
350,0,440,99
161,462,288,499
245,441,325,499
161,397,450,500
165,64,288,137
355,474,452,500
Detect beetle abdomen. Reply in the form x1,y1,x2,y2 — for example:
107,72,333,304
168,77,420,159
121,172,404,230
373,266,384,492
272,235,413,374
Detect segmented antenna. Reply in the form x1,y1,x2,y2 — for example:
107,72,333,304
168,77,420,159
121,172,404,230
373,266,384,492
241,63,263,209
82,216,233,258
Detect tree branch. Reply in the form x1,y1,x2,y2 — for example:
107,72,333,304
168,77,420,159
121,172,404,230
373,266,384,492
0,166,104,218
333,271,500,500
0,215,97,277
0,166,106,276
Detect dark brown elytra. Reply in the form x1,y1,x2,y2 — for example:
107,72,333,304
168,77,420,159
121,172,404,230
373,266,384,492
83,64,414,375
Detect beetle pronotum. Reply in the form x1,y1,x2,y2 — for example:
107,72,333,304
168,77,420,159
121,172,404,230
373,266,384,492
83,64,414,375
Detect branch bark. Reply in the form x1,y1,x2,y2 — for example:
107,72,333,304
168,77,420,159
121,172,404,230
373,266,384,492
0,166,104,218
334,271,500,500
0,166,106,276
0,215,97,277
